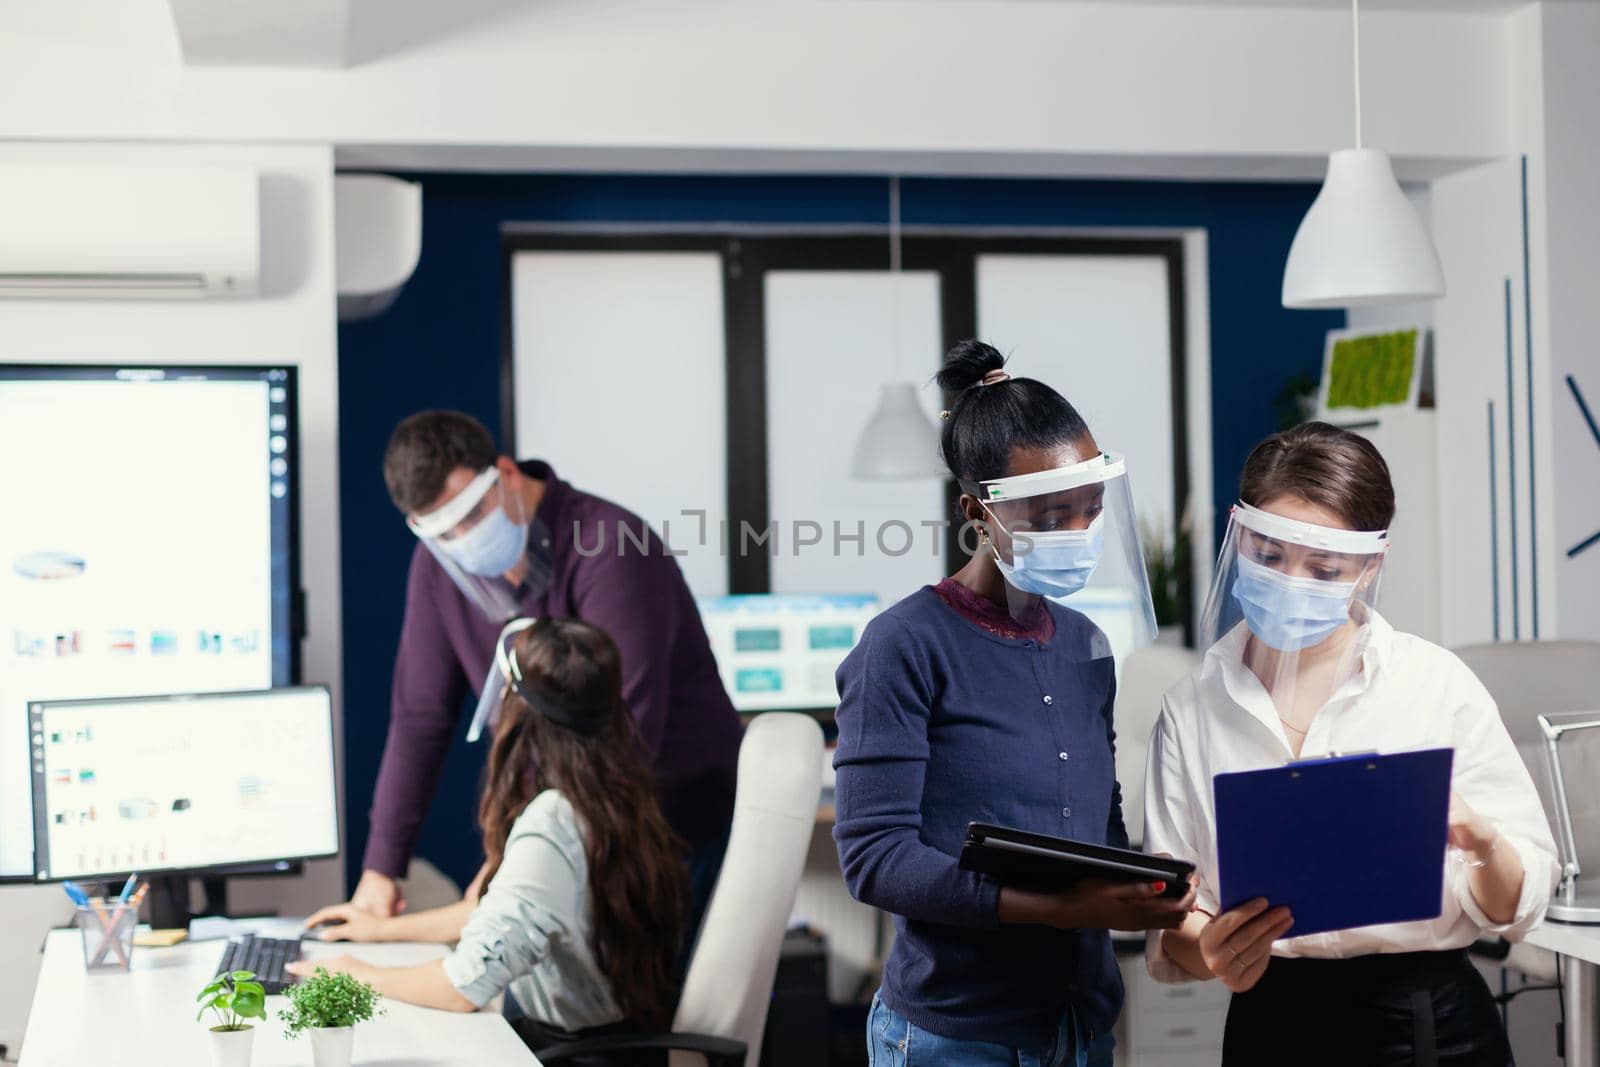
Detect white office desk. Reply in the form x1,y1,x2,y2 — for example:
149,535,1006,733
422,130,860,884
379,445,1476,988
21,926,541,1066
1525,922,1600,1067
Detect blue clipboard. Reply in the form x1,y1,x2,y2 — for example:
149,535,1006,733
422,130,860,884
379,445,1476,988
1214,748,1453,938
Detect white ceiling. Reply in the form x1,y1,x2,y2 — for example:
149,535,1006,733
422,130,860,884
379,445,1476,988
11,0,1592,70
959,0,1588,10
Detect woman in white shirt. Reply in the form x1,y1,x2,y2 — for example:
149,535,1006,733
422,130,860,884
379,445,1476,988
1143,422,1557,1066
288,617,689,1051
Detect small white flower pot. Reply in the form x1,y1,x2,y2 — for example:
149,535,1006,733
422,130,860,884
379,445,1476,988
309,1025,355,1067
208,1025,255,1067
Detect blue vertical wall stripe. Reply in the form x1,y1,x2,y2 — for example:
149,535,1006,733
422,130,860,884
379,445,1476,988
335,172,1342,889
1569,374,1600,447
1521,156,1540,637
1488,401,1501,642
1503,278,1520,640
1564,375,1600,559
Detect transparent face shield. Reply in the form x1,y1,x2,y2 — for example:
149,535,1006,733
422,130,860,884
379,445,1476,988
970,451,1158,664
407,466,531,624
1198,502,1388,715
466,617,536,742
467,616,610,742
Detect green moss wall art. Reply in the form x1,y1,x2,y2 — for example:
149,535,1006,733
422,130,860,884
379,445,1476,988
1319,326,1425,414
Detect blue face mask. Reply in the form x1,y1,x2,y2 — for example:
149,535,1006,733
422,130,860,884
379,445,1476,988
990,512,1106,599
1231,553,1356,651
443,506,529,578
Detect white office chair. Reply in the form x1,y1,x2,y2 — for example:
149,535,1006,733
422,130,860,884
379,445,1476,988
539,712,826,1067
1114,643,1203,847
1453,640,1600,983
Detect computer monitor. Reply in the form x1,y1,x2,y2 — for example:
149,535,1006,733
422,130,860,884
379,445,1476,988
698,593,879,713
27,687,338,890
0,364,299,881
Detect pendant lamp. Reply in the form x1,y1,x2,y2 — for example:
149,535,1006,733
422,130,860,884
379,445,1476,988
1282,0,1444,309
851,177,947,480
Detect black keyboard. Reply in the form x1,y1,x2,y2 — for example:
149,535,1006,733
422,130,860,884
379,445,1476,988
215,933,301,994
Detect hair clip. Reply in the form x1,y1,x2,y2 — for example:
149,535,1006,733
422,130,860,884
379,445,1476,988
939,410,952,421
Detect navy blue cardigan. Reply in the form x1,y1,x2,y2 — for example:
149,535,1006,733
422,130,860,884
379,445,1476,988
832,586,1126,1048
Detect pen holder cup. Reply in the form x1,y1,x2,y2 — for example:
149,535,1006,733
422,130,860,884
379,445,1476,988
76,901,136,973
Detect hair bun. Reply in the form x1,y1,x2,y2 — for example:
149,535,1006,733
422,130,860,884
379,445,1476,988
936,339,1007,394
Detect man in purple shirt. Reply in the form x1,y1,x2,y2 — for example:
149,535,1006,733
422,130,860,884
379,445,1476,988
349,411,743,922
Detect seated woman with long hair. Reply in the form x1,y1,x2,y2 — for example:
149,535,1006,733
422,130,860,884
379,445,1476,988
290,617,689,1041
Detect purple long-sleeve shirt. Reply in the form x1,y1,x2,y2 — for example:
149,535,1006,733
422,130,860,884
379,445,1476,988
363,460,743,878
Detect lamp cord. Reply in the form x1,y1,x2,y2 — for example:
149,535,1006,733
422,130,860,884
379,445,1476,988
889,175,904,379
889,174,902,275
1351,0,1363,149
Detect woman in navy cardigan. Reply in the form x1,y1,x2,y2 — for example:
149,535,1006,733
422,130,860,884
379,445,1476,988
833,340,1194,1067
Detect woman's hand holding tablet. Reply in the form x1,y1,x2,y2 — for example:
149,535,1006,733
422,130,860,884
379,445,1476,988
997,868,1200,932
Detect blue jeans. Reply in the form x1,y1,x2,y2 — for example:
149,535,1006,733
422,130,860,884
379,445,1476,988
866,992,1115,1067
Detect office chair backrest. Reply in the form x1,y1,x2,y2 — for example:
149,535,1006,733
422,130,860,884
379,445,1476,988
1114,643,1202,847
671,712,825,1067
1453,641,1600,885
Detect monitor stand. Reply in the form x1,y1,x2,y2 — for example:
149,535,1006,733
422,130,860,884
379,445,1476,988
148,874,233,932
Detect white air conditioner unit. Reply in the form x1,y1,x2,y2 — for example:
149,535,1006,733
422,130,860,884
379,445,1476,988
0,163,260,299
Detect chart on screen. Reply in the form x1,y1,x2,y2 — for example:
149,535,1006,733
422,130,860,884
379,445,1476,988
0,366,296,879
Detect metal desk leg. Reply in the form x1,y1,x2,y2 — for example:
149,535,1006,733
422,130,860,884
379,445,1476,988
1568,956,1600,1067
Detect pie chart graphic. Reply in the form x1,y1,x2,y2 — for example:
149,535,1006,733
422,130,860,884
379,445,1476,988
13,551,86,581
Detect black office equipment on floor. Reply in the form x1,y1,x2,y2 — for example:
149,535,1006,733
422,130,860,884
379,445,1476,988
760,928,830,1067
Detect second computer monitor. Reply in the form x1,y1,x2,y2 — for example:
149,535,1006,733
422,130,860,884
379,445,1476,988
698,593,879,713
28,687,338,883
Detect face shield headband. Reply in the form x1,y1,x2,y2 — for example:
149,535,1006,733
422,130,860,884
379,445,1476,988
407,466,531,624
466,618,612,740
964,451,1158,664
1198,501,1389,658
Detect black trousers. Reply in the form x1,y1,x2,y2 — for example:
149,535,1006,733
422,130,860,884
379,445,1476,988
1222,950,1512,1067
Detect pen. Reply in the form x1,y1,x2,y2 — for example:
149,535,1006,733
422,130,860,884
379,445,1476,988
118,873,138,904
62,881,90,908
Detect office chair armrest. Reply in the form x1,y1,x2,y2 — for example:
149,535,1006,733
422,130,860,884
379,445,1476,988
1469,936,1512,961
536,1030,748,1067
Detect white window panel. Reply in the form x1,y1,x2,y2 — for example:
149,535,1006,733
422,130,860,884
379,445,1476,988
764,271,946,608
511,251,728,596
977,254,1177,539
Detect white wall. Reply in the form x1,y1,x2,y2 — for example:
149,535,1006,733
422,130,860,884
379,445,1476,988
1428,3,1600,648
0,141,342,1057
1431,158,1532,647
765,271,947,607
1531,2,1600,641
0,1,1512,182
510,250,730,597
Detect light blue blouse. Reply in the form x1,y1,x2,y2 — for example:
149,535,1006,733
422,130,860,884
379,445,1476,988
440,789,623,1031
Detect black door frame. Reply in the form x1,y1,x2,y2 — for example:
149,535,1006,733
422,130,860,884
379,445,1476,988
502,225,1190,628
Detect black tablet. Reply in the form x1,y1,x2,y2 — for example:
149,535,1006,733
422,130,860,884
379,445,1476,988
959,822,1195,899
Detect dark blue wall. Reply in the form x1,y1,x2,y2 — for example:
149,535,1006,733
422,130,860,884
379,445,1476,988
336,173,1342,891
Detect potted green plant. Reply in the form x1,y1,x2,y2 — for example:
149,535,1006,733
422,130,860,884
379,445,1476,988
197,970,266,1067
278,966,383,1067
1142,508,1193,646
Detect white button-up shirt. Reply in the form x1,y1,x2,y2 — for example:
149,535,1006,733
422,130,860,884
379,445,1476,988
1143,611,1558,982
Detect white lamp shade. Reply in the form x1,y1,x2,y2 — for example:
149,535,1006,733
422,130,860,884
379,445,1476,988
851,382,947,480
1282,148,1445,309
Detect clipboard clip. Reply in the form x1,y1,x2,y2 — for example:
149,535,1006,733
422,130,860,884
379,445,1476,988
1288,749,1379,763
1285,750,1382,778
